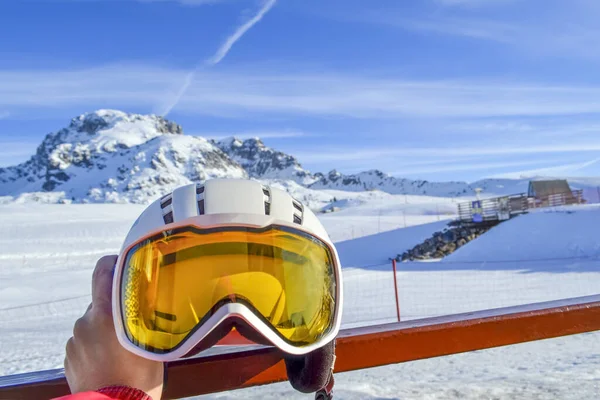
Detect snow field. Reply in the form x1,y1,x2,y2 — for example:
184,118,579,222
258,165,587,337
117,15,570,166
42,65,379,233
0,199,450,375
0,202,599,399
200,331,599,400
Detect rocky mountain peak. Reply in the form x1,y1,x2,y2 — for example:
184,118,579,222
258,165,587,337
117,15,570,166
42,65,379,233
69,110,183,136
66,110,183,145
361,169,389,179
216,136,316,185
0,111,244,202
219,136,263,148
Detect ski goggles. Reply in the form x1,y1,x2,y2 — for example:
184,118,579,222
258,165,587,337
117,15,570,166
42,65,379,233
113,219,342,361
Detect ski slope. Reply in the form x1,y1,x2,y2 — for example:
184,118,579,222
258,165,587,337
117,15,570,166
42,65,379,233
446,205,600,262
0,203,599,399
317,190,459,241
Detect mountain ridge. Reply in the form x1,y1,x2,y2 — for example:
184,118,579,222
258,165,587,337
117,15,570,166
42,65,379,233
2,110,598,204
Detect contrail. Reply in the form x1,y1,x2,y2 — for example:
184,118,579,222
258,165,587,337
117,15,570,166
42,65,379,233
160,0,277,117
206,0,277,66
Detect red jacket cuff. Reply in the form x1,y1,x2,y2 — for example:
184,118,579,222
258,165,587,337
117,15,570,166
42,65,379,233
52,386,152,400
97,386,152,400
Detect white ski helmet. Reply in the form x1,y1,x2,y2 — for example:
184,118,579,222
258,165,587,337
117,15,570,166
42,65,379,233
119,179,333,257
114,179,342,396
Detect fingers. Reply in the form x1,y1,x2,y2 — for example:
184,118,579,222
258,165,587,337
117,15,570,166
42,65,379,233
73,316,87,337
64,337,75,390
65,336,75,360
92,255,117,307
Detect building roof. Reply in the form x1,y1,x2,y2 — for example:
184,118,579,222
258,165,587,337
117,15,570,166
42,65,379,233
528,180,571,198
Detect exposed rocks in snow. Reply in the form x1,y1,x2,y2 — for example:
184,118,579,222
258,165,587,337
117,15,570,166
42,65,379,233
310,169,475,197
215,137,317,185
398,222,497,261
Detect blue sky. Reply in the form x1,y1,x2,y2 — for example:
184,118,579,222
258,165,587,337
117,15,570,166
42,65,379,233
2,0,600,182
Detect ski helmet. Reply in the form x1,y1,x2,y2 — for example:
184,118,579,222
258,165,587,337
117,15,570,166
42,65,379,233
113,179,343,395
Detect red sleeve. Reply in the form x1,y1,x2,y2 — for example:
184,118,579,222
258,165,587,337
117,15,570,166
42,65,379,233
52,386,151,400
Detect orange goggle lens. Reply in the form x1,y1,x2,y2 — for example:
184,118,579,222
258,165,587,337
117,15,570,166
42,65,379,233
120,225,337,354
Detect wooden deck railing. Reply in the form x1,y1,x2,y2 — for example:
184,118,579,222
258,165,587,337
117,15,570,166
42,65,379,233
458,190,585,223
1,294,599,400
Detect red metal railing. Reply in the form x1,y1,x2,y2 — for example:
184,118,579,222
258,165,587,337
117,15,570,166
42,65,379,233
1,294,599,400
529,189,584,208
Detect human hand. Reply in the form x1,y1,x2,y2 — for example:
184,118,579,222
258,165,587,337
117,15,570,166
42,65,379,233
65,255,164,399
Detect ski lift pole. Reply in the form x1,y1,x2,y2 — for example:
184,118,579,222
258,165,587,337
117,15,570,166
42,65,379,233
392,259,401,322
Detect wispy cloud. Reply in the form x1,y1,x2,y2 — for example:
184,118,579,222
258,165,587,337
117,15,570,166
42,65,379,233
159,0,277,116
6,64,600,120
395,17,519,43
142,0,223,4
62,0,226,5
389,158,554,176
295,143,600,164
426,19,599,59
434,0,519,7
202,130,306,140
492,158,600,179
0,141,38,167
450,119,600,138
449,120,538,133
352,2,600,59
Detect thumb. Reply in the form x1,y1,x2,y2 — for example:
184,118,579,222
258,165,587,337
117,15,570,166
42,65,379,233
92,255,117,307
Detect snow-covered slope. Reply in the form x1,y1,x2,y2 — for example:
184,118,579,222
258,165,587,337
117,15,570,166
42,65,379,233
445,205,600,263
216,137,316,185
0,110,247,203
2,203,599,400
335,220,451,267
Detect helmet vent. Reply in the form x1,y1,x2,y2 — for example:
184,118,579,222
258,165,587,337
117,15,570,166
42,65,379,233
292,200,303,213
196,184,205,215
292,198,304,225
262,186,271,216
163,211,174,225
160,194,174,225
160,195,172,209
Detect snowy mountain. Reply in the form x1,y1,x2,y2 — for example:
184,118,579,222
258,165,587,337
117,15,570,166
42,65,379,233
2,109,599,204
215,137,317,185
0,110,246,203
309,170,600,198
309,169,473,196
